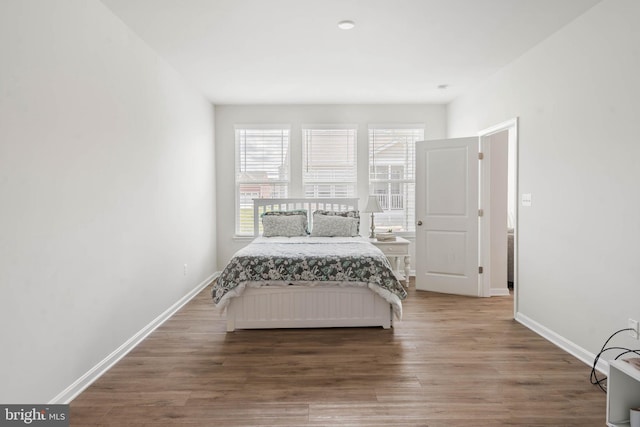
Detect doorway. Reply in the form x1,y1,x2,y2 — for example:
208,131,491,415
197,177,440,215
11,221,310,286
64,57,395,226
479,118,518,313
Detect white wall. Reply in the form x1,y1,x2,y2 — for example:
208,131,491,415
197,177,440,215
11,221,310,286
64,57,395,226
214,104,446,267
448,0,640,359
0,0,216,403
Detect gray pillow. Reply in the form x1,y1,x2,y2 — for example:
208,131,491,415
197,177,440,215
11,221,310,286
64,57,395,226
262,215,307,237
261,210,309,234
313,209,360,233
311,214,359,237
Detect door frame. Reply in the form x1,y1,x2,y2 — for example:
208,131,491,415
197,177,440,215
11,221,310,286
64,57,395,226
478,118,519,315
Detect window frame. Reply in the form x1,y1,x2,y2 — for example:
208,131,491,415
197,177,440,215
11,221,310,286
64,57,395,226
234,124,291,236
368,124,425,233
301,124,358,199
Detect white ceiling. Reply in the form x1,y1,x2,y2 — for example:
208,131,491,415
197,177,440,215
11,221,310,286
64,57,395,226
100,0,601,104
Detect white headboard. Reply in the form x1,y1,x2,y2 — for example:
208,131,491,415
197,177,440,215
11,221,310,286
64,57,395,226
253,198,359,236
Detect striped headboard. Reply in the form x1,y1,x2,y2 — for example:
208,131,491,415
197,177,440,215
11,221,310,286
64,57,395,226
253,198,359,236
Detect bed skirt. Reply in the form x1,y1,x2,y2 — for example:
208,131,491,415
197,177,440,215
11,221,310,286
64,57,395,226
225,285,393,332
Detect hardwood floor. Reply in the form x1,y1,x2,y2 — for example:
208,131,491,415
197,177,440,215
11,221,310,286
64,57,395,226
71,281,606,426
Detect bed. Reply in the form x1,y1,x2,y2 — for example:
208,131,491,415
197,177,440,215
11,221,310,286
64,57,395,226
212,198,407,331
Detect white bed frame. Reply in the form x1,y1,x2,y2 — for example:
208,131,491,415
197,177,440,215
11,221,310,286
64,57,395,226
225,198,394,332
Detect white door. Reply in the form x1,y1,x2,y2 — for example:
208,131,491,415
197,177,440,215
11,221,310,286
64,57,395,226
415,137,479,296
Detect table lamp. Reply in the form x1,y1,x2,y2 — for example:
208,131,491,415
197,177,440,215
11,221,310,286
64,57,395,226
364,195,383,238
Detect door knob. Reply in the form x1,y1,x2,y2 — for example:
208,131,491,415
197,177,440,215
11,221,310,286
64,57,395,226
416,220,423,226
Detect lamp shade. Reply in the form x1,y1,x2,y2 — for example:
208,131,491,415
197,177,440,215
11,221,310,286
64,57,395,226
364,195,383,213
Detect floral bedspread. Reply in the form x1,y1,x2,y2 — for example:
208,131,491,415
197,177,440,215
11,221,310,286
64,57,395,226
212,236,407,319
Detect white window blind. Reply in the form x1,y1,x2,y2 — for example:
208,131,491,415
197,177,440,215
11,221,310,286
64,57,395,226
369,126,424,232
235,126,290,235
302,126,357,198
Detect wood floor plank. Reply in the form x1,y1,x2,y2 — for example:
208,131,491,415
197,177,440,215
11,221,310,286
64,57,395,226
70,280,606,426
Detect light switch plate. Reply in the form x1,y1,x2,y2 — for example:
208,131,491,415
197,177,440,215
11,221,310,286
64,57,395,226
521,193,532,207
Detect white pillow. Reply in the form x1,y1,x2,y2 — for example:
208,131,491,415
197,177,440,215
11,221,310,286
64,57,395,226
311,214,359,237
262,215,307,237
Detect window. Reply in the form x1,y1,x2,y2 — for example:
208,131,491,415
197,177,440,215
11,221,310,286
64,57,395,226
369,126,424,232
235,126,290,235
302,126,357,198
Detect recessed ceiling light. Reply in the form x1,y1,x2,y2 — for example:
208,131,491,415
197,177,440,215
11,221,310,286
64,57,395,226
337,20,355,30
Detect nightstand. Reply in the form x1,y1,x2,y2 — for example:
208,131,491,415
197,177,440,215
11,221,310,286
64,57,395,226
369,236,411,287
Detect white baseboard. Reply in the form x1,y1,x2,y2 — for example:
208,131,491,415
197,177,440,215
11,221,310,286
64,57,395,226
49,272,218,404
515,312,608,375
491,287,511,296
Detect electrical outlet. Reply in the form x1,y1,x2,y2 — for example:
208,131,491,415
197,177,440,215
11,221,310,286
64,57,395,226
629,318,639,339
183,264,188,276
